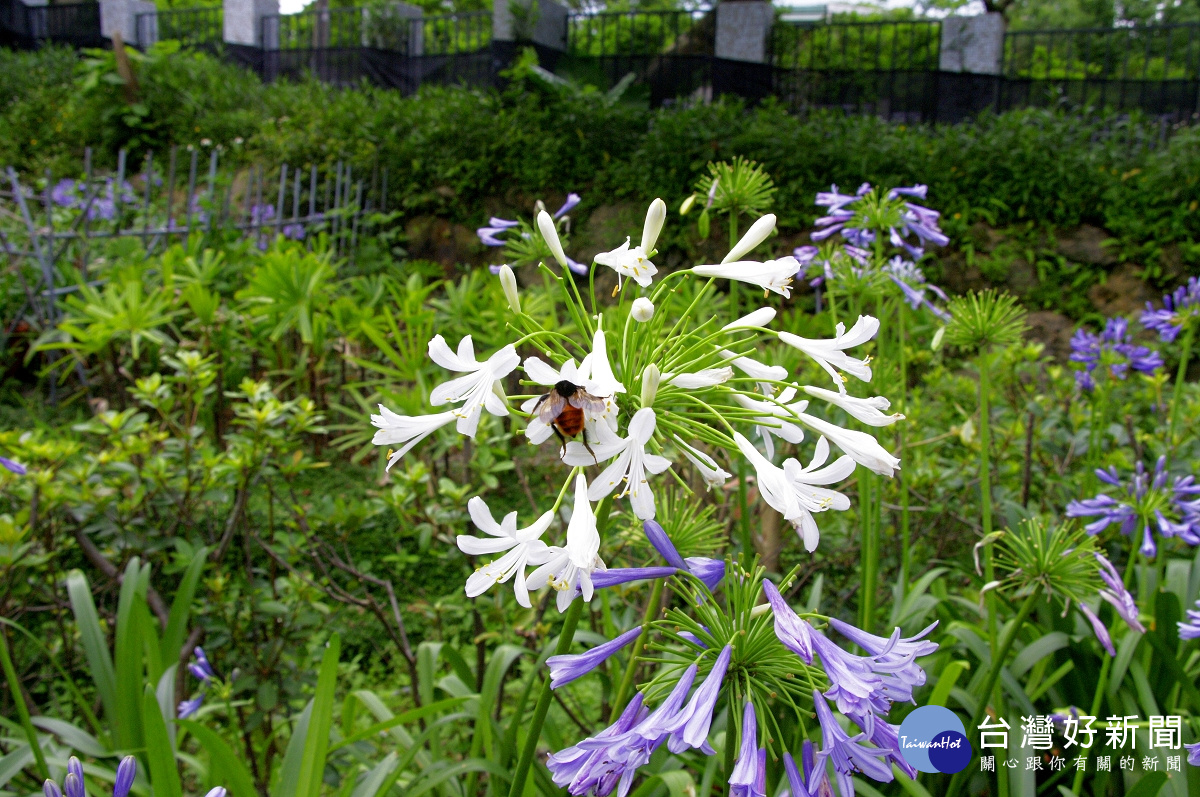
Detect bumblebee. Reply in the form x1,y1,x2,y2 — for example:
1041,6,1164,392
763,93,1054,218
534,380,606,460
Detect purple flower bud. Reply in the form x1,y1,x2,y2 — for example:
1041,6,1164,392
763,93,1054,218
178,695,204,718
1094,553,1145,634
590,567,678,589
476,227,507,247
203,788,227,797
67,758,84,789
548,626,642,689
728,702,764,797
1080,603,1115,656
44,781,64,797
783,751,813,797
0,456,27,475
762,579,813,663
683,557,724,591
643,520,686,569
565,256,589,276
1186,741,1200,766
63,774,84,797
113,755,137,797
1179,598,1200,640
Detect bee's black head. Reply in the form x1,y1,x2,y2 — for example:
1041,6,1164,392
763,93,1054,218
554,380,580,398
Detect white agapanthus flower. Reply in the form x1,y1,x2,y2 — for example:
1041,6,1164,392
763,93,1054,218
795,409,900,477
735,433,852,551
371,408,459,470
733,387,807,459
803,385,904,427
526,474,607,611
427,335,520,435
595,238,657,289
457,497,554,607
664,368,734,389
723,307,777,331
563,407,672,519
674,436,731,491
778,315,879,392
692,256,801,298
720,350,788,393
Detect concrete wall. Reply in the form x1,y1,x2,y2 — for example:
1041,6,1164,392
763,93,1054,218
100,0,155,43
493,0,567,51
224,0,279,47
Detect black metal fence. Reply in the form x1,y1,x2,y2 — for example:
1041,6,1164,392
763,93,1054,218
138,6,223,49
770,19,942,121
0,0,104,49
1000,23,1200,117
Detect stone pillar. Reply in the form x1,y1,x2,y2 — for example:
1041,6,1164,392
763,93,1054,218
715,1,773,63
100,0,154,43
392,2,423,56
224,0,279,48
939,12,1005,74
493,0,567,51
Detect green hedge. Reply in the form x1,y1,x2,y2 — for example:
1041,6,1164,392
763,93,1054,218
3,44,1198,271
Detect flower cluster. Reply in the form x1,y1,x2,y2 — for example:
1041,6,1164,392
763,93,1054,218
478,193,588,275
799,184,950,320
541,559,937,797
1178,597,1200,641
50,178,136,221
373,201,903,610
178,646,218,718
1142,276,1200,342
1068,317,1163,391
1066,456,1200,557
1078,553,1145,656
42,756,226,797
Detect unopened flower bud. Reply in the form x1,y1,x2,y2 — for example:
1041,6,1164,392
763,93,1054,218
641,363,661,408
679,194,696,215
498,264,521,314
722,213,777,264
632,297,655,323
642,198,667,253
536,211,568,269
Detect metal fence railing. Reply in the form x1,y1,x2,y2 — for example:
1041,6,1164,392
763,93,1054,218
418,10,491,56
137,6,223,49
264,6,419,54
566,8,710,57
770,19,942,71
0,0,104,47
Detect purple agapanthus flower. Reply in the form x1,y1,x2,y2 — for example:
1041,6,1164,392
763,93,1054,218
1141,276,1200,343
665,644,731,753
549,627,643,689
189,647,216,682
0,456,26,476
178,695,205,718
555,193,581,219
1069,317,1163,391
783,747,816,797
477,226,508,247
1094,553,1145,633
565,256,590,276
812,182,947,260
763,579,814,663
1067,457,1200,554
810,629,886,717
282,223,306,241
1178,598,1200,640
728,702,765,797
66,759,83,797
1185,741,1200,766
851,712,917,780
51,179,80,208
1080,602,1115,656
884,257,951,321
547,693,648,797
812,690,894,795
250,204,276,225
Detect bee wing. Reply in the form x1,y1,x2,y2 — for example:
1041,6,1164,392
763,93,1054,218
537,393,567,424
570,391,609,416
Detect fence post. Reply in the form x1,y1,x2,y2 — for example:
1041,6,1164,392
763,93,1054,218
493,0,568,52
714,1,773,102
99,0,152,43
223,0,278,47
390,1,422,56
939,12,1005,74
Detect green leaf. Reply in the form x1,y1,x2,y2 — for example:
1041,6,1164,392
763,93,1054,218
927,660,969,708
328,696,470,752
403,759,510,797
273,701,312,797
0,745,35,789
891,764,934,797
66,570,117,725
349,752,398,797
162,546,209,671
1011,632,1068,677
31,717,109,757
1125,771,1167,797
295,635,340,797
143,685,182,797
115,559,149,750
628,769,694,797
177,719,259,797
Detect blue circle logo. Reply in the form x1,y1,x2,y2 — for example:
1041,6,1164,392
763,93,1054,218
896,706,971,774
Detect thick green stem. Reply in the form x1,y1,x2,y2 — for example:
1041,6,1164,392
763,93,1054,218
507,597,584,797
898,302,910,589
1168,321,1194,452
0,629,49,780
608,579,664,723
946,585,1043,797
858,473,876,632
728,211,740,321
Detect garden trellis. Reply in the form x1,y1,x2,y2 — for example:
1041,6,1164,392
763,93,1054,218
0,148,379,334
